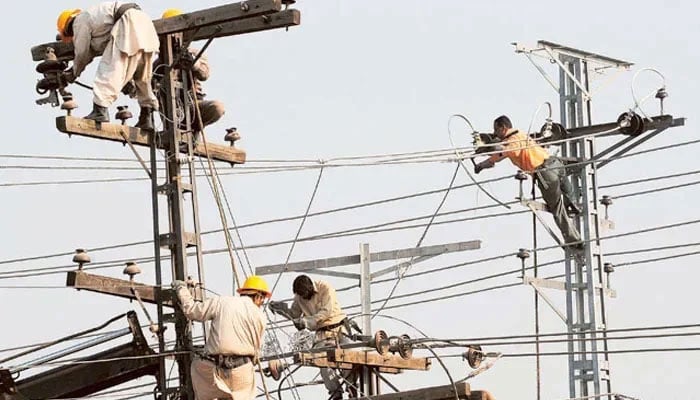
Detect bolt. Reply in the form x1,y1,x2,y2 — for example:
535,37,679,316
72,249,91,270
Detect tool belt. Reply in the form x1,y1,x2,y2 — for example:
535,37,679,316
114,3,141,21
200,353,252,370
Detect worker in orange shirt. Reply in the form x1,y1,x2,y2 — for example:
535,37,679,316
474,115,583,250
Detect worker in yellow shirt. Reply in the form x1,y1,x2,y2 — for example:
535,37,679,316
475,115,583,250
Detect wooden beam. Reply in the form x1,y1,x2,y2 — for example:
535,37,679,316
255,240,481,276
328,349,430,371
31,3,294,62
367,383,471,400
152,0,281,36
294,351,401,374
185,9,300,42
66,271,203,306
67,270,172,306
56,116,246,164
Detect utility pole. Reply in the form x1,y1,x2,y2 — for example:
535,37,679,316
29,2,300,398
513,40,685,399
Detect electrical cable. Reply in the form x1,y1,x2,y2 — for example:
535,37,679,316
0,136,697,272
630,67,666,119
371,163,460,320
448,113,512,209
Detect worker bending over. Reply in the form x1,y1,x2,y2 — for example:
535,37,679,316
56,2,159,130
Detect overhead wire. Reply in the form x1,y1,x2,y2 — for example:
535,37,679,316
0,135,697,272
1,192,699,282
370,163,461,320
3,123,694,188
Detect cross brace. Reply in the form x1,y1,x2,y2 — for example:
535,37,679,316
66,270,204,306
56,116,246,164
294,349,431,372
367,383,493,400
30,2,299,61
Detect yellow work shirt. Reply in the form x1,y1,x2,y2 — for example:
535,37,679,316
488,129,549,173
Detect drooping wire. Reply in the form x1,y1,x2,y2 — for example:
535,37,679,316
371,163,460,320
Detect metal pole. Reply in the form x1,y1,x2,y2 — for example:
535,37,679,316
161,33,194,399
150,120,167,397
359,243,372,396
532,179,541,400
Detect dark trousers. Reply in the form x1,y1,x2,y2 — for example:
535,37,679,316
535,157,582,244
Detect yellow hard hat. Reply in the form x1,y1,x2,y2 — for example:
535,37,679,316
57,9,81,36
238,275,272,298
161,8,183,19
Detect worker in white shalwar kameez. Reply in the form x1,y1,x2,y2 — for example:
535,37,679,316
56,3,159,130
173,275,270,400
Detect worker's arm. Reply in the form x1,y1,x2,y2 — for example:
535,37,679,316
288,300,303,319
190,48,210,81
475,143,510,174
175,285,220,322
71,19,93,77
304,284,338,331
254,310,266,359
487,151,509,165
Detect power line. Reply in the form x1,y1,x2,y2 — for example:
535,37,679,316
1,136,697,187
2,145,699,270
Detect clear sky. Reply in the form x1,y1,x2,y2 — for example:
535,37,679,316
1,1,698,399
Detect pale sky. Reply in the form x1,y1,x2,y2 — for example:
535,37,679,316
1,1,698,399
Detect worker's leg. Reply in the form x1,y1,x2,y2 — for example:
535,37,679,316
556,159,579,213
316,340,343,398
197,99,225,128
92,40,126,109
190,358,235,400
537,160,582,245
131,51,158,110
129,51,158,130
226,361,256,400
315,330,347,399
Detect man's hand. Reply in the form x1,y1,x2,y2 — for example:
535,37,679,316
269,300,288,314
293,317,307,331
62,69,76,84
474,159,494,174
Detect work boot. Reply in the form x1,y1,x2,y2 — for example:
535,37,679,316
328,391,343,400
135,106,154,131
85,103,109,123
